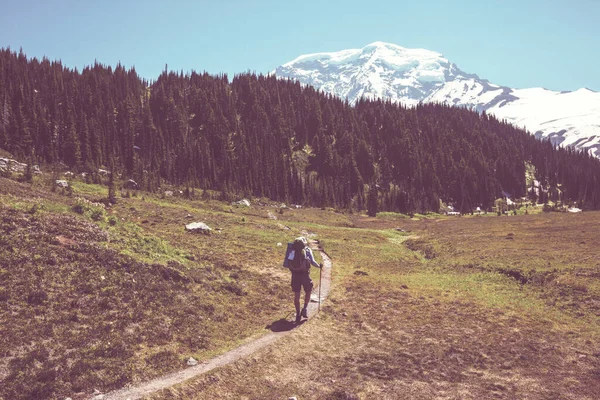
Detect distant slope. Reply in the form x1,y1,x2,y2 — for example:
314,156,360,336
275,42,600,157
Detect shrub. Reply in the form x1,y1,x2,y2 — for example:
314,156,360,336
27,290,48,305
90,208,105,222
72,197,106,222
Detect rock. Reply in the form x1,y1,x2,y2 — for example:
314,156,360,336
277,242,283,247
0,158,27,172
187,357,198,366
395,228,406,232
64,171,74,176
232,199,251,207
342,312,348,316
164,190,174,197
185,222,212,234
186,213,193,218
289,397,298,400
92,389,102,395
55,180,69,188
11,161,26,172
123,179,139,190
98,169,109,176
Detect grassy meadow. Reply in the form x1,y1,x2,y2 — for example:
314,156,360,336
1,173,599,399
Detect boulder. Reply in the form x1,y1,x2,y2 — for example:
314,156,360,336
185,222,212,234
55,180,69,188
186,357,198,366
232,199,251,207
11,161,27,172
0,158,27,172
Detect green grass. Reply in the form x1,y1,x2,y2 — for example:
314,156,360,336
70,181,109,197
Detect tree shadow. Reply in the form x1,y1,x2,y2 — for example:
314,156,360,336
266,318,300,332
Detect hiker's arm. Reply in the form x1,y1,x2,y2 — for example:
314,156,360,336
306,248,321,268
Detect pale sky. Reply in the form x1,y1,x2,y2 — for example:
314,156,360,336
1,0,598,91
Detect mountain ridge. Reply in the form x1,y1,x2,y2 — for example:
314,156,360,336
275,42,600,157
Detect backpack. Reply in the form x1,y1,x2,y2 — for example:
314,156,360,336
283,238,309,272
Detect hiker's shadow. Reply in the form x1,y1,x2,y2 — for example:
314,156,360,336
266,318,300,332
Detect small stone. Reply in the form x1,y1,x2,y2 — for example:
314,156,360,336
92,389,102,395
187,357,198,366
342,312,348,317
185,222,212,234
289,397,298,400
277,242,283,247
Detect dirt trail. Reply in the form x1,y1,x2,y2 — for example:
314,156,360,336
99,242,332,400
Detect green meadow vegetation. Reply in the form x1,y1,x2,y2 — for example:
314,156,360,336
1,174,600,400
153,199,600,399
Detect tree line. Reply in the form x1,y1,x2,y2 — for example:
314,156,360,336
1,47,600,213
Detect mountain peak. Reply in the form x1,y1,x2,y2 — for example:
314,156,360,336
275,42,600,158
276,42,466,106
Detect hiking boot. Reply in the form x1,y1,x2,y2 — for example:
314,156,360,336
295,313,301,323
301,307,308,318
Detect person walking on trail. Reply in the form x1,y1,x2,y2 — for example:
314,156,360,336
288,237,323,323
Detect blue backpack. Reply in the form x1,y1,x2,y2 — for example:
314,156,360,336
283,239,308,271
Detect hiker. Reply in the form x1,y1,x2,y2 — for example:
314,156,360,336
288,237,323,323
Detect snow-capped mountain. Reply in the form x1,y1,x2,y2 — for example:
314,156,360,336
275,42,600,157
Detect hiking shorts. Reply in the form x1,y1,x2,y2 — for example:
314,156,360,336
291,272,313,293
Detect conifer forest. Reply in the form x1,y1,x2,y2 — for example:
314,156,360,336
2,48,600,213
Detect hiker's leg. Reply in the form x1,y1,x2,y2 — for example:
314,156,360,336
294,291,301,314
303,289,311,309
303,274,314,309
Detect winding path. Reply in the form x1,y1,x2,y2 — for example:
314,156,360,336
99,242,332,400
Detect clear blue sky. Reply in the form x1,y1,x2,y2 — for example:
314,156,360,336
1,0,598,91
